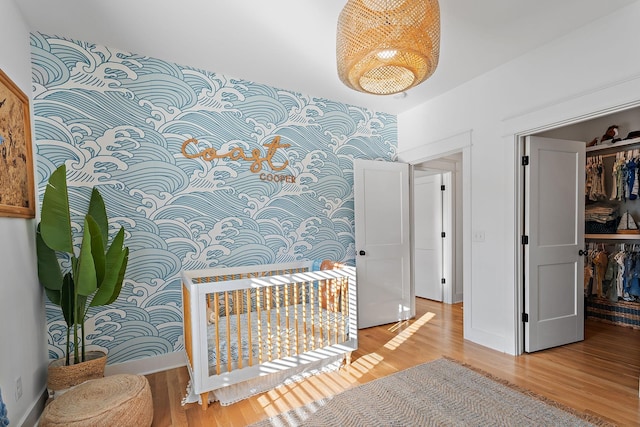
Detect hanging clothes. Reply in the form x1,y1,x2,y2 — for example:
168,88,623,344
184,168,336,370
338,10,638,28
602,251,618,301
592,248,608,297
632,149,640,199
583,243,640,301
586,155,607,201
616,155,627,202
614,249,626,300
626,156,637,200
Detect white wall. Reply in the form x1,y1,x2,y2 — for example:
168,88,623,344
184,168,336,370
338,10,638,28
0,1,48,425
399,1,640,354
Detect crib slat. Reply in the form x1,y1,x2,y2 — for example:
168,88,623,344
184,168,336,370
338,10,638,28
310,282,316,350
325,278,329,346
322,279,333,345
329,278,334,344
256,286,263,364
331,280,342,344
214,292,221,375
284,283,290,357
235,289,242,369
341,277,347,342
247,288,253,367
294,282,299,355
266,287,272,361
324,279,329,347
319,279,324,348
275,285,281,360
225,291,231,373
325,278,330,346
322,278,327,346
302,282,308,353
326,278,331,345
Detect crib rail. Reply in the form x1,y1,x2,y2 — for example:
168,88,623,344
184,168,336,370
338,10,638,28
181,261,358,403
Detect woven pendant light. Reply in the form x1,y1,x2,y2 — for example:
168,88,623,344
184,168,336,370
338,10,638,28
336,0,440,95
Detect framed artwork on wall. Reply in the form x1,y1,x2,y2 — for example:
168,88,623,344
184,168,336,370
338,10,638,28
0,68,35,218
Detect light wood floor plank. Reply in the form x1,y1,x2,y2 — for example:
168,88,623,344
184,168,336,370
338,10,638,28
147,298,640,426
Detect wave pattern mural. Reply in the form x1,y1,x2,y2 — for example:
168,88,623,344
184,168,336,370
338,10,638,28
31,33,397,364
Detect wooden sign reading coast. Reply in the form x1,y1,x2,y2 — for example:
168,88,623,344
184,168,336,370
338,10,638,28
181,136,291,173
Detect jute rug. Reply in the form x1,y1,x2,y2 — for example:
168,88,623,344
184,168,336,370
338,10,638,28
251,358,612,427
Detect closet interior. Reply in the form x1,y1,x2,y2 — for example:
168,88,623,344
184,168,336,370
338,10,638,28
537,106,640,330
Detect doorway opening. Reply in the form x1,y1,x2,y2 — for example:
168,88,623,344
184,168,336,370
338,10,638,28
398,130,472,339
516,105,640,354
413,154,463,305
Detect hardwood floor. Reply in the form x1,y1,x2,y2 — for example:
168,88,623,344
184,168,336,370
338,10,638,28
146,298,640,426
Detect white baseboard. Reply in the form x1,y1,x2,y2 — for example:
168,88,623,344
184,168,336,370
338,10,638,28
105,351,187,376
20,386,47,427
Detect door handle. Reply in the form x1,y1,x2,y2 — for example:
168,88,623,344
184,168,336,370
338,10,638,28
578,249,586,256
359,250,366,256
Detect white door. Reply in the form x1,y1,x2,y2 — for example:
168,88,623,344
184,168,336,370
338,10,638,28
414,173,443,301
354,159,411,329
524,136,585,352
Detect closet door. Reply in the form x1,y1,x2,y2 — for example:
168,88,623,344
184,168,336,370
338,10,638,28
414,173,443,301
524,136,585,352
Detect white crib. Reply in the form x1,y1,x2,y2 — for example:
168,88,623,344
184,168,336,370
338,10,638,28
181,261,358,409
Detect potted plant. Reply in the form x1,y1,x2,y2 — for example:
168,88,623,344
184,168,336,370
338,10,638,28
36,164,129,392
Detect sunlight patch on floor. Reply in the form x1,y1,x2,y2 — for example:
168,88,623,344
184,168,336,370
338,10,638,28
340,351,384,382
254,312,435,413
253,311,435,414
259,383,306,416
384,311,435,350
256,352,384,414
258,380,320,416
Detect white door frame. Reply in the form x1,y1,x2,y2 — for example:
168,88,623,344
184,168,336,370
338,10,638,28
398,130,472,337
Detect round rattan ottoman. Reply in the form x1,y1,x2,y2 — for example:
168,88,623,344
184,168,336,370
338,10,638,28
40,374,153,427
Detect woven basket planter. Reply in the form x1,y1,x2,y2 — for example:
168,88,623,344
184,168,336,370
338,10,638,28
47,351,107,392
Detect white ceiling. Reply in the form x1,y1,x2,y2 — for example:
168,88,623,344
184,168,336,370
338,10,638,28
15,0,639,115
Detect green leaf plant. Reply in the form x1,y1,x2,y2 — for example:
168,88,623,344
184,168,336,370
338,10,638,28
36,164,129,366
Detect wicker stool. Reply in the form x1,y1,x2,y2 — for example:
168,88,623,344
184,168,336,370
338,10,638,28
40,374,153,427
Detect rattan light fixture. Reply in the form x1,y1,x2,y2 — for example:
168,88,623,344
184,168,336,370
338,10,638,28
336,0,440,95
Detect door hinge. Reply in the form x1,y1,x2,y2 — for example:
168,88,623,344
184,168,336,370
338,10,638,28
441,184,445,191
522,155,529,166
522,313,529,323
521,235,529,245
441,231,446,238
441,278,446,284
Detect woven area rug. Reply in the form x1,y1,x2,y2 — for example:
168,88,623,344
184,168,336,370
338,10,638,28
250,358,612,427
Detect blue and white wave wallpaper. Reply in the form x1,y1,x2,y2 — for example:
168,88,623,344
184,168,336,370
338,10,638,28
30,32,397,364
